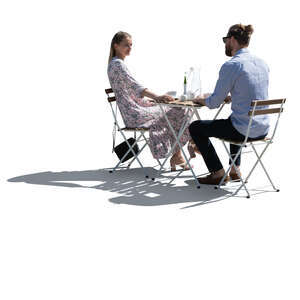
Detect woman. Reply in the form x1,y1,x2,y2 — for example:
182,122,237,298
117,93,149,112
107,31,196,170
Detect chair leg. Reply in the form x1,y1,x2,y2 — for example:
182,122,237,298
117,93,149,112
111,131,149,178
216,141,250,198
127,138,148,168
233,142,279,197
111,132,143,171
250,143,279,191
138,132,163,169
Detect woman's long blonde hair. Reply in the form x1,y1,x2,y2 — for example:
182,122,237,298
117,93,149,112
108,31,131,64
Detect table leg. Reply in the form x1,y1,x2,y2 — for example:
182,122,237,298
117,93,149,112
152,104,201,189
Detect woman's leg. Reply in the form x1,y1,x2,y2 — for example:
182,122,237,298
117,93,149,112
147,106,192,162
165,107,192,153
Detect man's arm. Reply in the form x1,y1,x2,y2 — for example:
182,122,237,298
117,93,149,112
193,61,239,108
193,94,231,106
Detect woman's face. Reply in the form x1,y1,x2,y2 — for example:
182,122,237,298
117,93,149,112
114,37,132,59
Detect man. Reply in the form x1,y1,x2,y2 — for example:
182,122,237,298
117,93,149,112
189,24,270,185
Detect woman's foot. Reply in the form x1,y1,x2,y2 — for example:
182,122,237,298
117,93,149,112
170,154,193,171
188,140,201,159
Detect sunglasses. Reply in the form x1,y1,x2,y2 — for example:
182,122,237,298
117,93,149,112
222,36,231,43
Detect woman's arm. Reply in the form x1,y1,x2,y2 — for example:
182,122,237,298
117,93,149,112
110,60,174,103
142,89,174,103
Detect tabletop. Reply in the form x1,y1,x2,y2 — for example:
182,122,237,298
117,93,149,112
149,99,204,108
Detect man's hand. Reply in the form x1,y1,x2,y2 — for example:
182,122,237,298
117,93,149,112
192,96,206,106
224,95,232,104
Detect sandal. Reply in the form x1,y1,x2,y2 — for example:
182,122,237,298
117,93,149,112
170,157,193,171
188,140,201,158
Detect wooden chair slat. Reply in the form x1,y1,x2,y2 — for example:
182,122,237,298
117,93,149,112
106,87,115,102
105,88,113,94
108,96,116,102
248,108,283,116
120,127,149,131
220,137,270,144
251,99,286,106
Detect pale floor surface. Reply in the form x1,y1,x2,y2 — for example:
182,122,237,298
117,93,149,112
1,149,299,300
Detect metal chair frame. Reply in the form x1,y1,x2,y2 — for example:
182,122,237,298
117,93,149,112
105,88,162,178
215,98,286,198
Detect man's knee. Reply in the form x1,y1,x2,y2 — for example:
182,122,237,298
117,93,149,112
189,120,205,136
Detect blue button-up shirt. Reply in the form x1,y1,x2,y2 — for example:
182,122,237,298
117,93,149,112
205,48,270,138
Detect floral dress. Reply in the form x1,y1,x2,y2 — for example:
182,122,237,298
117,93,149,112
107,57,191,159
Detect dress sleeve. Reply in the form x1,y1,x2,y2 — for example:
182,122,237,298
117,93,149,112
115,60,146,98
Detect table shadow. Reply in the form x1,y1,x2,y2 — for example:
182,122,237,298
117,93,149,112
7,167,231,208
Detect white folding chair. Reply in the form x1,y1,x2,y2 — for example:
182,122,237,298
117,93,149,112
215,98,286,198
105,88,162,178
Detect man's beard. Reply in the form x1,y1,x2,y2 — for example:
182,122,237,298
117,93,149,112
225,44,233,57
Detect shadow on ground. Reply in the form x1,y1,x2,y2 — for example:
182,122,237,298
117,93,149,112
8,167,232,208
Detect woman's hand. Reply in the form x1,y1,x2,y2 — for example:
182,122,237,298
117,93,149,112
142,89,174,103
156,94,174,103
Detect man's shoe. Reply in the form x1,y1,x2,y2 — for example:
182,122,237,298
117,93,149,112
197,173,229,185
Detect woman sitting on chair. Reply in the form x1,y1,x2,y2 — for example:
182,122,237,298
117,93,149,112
107,31,196,170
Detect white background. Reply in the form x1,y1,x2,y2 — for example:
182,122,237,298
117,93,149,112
1,0,299,299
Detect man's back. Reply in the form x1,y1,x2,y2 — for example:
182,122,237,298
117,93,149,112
229,48,270,137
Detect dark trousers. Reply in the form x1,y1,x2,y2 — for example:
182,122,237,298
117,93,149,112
189,118,266,173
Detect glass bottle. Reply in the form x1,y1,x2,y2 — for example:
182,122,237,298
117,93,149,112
183,72,187,95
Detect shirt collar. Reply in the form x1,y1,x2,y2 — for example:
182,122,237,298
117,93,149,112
234,47,249,56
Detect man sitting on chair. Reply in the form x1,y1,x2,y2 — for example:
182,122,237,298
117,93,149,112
189,23,270,185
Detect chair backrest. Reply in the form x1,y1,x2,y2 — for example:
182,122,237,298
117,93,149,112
105,87,125,150
246,98,286,141
248,99,286,116
105,87,127,129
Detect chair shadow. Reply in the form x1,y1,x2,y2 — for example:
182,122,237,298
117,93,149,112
7,167,231,208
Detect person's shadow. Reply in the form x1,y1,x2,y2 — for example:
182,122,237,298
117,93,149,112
7,167,231,209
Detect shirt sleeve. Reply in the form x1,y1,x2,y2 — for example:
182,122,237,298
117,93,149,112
115,60,146,98
205,61,241,109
